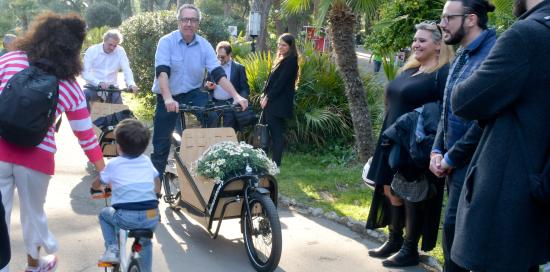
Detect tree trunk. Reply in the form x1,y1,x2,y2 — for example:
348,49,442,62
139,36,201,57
224,2,231,17
273,0,284,35
328,3,374,162
286,14,299,36
254,0,272,52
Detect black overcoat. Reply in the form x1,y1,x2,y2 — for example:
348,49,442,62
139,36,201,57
450,2,550,270
264,55,298,118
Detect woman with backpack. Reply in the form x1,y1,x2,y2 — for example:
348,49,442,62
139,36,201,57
0,12,104,272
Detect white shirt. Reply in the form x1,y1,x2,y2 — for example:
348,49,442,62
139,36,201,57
82,43,136,87
100,155,159,206
213,60,232,100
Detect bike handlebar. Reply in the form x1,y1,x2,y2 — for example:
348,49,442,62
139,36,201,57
84,84,133,93
179,102,242,113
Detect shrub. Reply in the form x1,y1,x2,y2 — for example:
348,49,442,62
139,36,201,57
199,15,246,47
230,34,252,59
119,10,178,120
199,14,231,46
85,2,122,29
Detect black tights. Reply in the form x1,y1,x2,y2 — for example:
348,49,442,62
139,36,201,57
265,114,286,166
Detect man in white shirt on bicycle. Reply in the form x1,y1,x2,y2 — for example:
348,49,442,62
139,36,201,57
82,29,139,110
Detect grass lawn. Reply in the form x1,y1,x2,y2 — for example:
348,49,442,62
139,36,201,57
278,152,445,264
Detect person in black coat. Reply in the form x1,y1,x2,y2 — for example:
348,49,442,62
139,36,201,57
260,33,299,167
449,0,550,271
0,191,10,270
366,22,455,267
205,41,250,129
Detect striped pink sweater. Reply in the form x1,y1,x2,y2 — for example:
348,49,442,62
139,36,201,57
0,51,103,175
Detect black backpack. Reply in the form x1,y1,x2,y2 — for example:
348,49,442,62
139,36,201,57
0,64,59,146
93,109,135,132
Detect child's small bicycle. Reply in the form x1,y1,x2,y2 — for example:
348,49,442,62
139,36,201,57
91,189,153,272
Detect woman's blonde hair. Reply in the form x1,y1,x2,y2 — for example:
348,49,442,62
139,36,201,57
400,21,455,73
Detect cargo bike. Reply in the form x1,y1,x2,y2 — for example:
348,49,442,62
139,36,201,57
162,102,282,272
84,83,135,158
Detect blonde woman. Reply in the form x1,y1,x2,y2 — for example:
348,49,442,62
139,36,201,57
366,21,455,267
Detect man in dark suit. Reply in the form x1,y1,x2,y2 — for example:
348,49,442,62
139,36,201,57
205,41,250,129
449,0,550,270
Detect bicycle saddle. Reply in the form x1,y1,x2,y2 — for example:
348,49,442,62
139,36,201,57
128,229,153,239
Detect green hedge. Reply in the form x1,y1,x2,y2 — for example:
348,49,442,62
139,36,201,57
85,2,122,29
119,10,178,120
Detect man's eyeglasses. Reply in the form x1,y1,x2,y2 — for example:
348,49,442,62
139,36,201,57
179,17,199,24
217,55,227,60
440,14,469,25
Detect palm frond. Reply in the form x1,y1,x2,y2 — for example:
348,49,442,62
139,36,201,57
492,0,513,12
281,0,313,14
350,0,384,20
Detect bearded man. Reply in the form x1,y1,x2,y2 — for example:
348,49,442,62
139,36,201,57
430,1,496,271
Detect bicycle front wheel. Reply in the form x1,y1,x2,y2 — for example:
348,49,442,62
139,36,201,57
127,259,140,272
243,192,282,272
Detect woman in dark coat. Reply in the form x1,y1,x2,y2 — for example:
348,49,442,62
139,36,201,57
366,22,454,267
260,33,299,167
450,1,550,270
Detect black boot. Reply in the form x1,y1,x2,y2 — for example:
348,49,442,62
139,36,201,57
368,205,404,258
382,201,421,267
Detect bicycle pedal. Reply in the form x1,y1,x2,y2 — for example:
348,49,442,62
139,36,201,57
98,262,116,267
91,192,111,199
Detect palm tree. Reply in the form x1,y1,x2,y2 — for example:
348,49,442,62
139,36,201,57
283,0,381,162
491,0,516,32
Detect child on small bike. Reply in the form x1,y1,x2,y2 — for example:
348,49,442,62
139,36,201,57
91,119,160,272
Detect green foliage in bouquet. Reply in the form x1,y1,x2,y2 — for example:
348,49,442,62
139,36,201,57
195,141,278,182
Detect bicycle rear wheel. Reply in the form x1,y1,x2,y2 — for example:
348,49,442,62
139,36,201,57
243,192,282,272
162,172,181,209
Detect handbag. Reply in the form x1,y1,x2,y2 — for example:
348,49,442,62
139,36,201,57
391,172,432,202
252,111,270,149
234,108,258,131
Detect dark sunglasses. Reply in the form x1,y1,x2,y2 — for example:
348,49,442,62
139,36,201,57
421,20,443,34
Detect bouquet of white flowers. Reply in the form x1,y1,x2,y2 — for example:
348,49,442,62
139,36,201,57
195,141,278,183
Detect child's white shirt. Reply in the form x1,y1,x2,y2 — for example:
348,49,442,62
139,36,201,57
100,154,159,206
